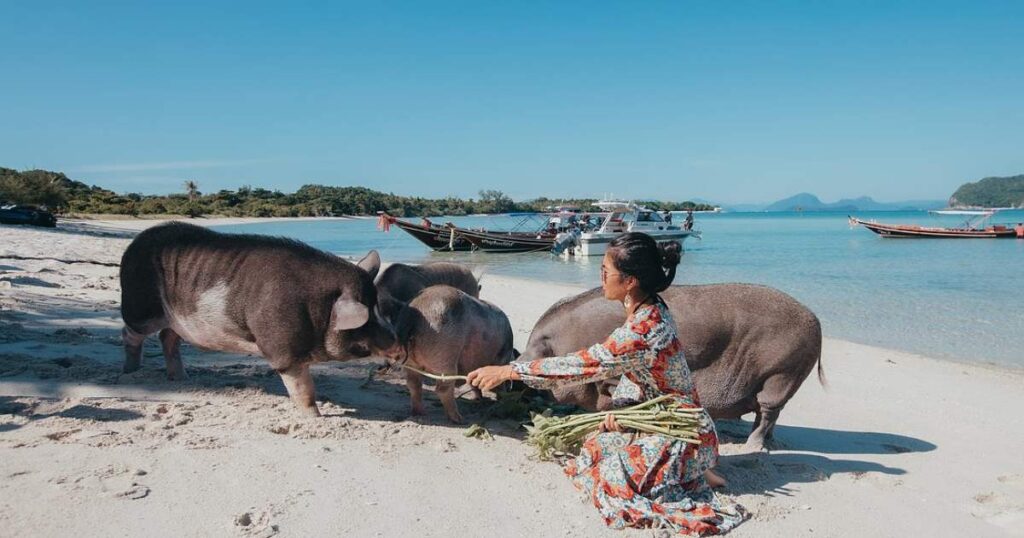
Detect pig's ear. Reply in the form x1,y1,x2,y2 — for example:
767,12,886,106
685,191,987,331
356,250,381,280
331,298,369,331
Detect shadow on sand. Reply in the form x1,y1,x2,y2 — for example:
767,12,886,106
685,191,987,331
716,417,937,455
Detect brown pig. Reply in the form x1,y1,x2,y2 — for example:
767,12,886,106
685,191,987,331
390,284,515,423
119,222,395,416
520,284,823,450
374,261,481,326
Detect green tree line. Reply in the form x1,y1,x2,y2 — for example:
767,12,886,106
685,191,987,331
0,167,717,217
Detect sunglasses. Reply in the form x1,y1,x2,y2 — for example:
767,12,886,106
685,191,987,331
600,266,623,281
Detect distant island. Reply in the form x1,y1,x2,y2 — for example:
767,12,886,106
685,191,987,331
732,193,946,212
0,167,715,217
742,174,1024,212
949,175,1024,208
765,193,947,212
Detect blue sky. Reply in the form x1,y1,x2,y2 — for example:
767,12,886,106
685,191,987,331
2,1,1022,204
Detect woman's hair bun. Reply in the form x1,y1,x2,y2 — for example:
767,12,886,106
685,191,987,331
658,240,682,270
607,233,682,294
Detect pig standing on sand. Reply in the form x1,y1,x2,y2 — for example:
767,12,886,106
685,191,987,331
521,284,823,451
390,285,515,423
374,261,481,326
119,222,395,416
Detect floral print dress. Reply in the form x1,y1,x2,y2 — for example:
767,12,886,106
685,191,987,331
511,299,746,535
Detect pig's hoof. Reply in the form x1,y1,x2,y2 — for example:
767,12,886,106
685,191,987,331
298,405,322,417
166,371,189,381
410,405,426,417
446,413,464,425
122,363,141,374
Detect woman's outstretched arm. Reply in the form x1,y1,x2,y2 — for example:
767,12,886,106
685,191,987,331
468,327,650,391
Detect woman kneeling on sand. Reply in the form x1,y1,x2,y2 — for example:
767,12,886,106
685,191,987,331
468,232,745,535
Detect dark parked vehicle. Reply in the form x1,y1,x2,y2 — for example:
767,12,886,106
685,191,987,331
0,204,58,227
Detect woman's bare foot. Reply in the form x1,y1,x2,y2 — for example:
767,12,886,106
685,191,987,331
704,469,728,489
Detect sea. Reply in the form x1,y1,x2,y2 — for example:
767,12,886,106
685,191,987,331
212,210,1024,369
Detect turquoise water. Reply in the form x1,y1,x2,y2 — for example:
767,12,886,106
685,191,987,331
214,210,1024,368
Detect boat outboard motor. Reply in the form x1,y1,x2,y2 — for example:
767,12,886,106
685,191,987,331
551,229,581,255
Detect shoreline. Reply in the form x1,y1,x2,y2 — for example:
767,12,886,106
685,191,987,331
63,215,352,231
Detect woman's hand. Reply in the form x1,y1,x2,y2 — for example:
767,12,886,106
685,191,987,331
598,413,622,433
467,365,515,392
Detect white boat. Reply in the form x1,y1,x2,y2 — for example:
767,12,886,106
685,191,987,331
552,201,700,257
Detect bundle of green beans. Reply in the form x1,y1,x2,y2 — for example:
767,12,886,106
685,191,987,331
525,394,706,460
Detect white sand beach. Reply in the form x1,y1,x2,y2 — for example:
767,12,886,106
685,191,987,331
1,218,1022,537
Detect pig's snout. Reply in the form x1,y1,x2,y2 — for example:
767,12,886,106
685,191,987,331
381,342,405,362
347,343,372,358
365,337,405,369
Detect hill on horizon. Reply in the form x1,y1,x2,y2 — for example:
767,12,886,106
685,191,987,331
736,193,946,212
949,175,1024,208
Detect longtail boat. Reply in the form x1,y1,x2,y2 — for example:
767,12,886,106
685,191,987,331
378,211,579,253
850,209,1023,239
376,213,474,251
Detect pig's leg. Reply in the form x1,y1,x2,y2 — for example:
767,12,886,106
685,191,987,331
749,408,762,436
406,371,426,416
159,328,188,381
746,375,789,452
746,408,779,452
278,363,320,417
436,380,463,424
122,326,146,373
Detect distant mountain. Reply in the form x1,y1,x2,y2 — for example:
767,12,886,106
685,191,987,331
762,193,945,212
688,197,719,207
723,203,768,212
764,193,830,212
949,175,1024,208
831,196,947,211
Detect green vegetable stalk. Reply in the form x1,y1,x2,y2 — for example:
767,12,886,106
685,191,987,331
524,395,705,460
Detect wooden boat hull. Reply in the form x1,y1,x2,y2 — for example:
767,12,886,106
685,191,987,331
455,228,555,253
852,218,1018,238
389,218,475,251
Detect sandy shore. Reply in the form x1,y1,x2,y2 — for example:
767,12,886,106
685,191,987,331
60,215,353,233
2,218,1022,537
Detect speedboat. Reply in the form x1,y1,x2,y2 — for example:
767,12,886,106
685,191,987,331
552,201,699,257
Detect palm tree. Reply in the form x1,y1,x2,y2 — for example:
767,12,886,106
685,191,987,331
183,180,198,203
183,180,200,217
